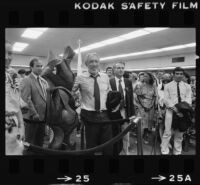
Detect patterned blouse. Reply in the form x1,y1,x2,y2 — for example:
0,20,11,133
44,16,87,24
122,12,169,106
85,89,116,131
5,68,21,115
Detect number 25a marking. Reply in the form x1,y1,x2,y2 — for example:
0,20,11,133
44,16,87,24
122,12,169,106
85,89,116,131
169,175,191,182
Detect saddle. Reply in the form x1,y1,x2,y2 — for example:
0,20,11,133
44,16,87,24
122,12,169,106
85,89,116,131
46,86,77,130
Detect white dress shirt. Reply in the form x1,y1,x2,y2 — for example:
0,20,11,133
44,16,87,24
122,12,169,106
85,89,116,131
115,76,126,98
72,72,111,111
164,80,192,108
31,72,47,99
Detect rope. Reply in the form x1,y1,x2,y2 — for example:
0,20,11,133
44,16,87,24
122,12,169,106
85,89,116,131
23,117,141,155
81,116,130,125
23,118,46,124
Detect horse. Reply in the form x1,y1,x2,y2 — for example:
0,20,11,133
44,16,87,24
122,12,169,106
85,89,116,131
41,46,78,150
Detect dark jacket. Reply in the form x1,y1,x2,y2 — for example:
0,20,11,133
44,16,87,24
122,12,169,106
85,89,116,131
172,101,193,132
106,91,122,113
110,77,135,118
109,77,134,155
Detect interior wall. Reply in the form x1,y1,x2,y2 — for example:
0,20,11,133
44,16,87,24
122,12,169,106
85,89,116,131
11,53,104,72
11,54,46,69
101,52,196,71
11,52,196,75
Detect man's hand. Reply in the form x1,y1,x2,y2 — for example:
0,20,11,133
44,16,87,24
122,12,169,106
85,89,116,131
172,106,178,113
177,112,184,118
33,114,40,121
112,104,120,112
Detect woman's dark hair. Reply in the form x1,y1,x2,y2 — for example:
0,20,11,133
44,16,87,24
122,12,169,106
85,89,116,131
184,72,191,84
161,83,164,91
18,69,26,75
146,72,154,85
25,70,31,76
123,71,130,79
106,66,112,72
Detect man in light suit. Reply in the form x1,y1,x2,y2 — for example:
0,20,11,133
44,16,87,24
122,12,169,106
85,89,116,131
161,67,192,155
21,58,49,150
110,62,135,155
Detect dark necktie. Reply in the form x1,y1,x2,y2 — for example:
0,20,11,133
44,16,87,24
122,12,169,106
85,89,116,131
91,75,100,111
118,79,124,99
118,79,126,108
177,82,181,103
37,76,46,99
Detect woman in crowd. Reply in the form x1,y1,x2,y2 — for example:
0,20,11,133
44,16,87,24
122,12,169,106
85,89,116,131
183,72,191,84
138,72,145,83
129,72,138,91
129,72,139,115
5,41,25,155
134,72,158,144
190,76,196,109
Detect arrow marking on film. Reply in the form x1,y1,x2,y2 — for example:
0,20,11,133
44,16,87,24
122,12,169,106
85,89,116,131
57,175,72,182
151,175,166,181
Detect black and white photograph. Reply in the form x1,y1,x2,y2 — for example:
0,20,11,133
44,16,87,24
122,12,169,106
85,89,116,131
5,28,196,156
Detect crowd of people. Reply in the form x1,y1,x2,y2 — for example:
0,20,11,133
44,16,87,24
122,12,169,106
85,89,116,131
5,40,196,155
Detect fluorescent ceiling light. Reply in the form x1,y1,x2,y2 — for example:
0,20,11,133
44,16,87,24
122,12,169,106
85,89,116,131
119,30,149,40
100,43,196,61
144,28,168,33
12,42,29,52
74,28,168,53
21,28,48,39
184,43,196,47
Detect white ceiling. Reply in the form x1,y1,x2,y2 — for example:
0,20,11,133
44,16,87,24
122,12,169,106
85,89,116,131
6,28,196,63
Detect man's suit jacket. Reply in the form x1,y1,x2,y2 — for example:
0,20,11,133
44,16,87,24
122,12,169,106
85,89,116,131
20,73,48,121
109,77,134,155
110,77,134,118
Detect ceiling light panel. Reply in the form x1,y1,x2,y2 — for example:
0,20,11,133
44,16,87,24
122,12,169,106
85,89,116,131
21,28,48,39
12,42,29,52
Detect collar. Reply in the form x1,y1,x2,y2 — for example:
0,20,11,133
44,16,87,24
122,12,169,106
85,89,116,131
31,72,41,80
115,76,124,82
86,71,100,78
173,80,183,84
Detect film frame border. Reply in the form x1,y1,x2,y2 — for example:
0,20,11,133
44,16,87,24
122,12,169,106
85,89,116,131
1,0,200,184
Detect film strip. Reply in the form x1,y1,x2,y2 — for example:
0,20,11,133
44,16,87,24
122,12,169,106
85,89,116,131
1,0,200,184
